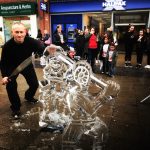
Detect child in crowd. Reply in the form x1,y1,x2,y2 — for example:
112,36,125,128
135,30,146,68
107,42,118,77
99,37,110,74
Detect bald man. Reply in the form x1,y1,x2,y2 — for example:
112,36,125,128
1,22,44,119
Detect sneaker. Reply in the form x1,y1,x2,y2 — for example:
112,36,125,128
135,64,139,68
26,98,38,104
128,63,132,67
12,110,21,119
144,65,150,69
124,63,128,67
136,64,142,69
108,74,114,78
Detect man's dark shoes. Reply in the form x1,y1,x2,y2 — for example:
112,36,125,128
128,63,132,67
124,63,128,67
25,98,38,104
125,63,132,68
136,64,142,69
11,110,21,119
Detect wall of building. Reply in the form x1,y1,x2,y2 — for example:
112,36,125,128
37,0,50,36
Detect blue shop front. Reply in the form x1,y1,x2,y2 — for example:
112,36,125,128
50,0,150,47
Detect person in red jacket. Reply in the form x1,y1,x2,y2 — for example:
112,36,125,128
86,27,99,73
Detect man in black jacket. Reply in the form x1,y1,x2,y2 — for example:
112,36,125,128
53,24,69,51
124,25,136,67
145,28,150,69
1,22,44,119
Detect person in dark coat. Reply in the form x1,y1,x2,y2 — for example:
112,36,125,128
124,25,136,67
1,22,44,119
83,28,90,60
144,28,150,69
43,29,50,42
53,24,69,51
37,29,42,40
75,30,85,58
135,29,147,68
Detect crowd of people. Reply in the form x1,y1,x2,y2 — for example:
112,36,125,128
0,23,150,119
72,25,150,76
29,24,150,76
124,25,150,69
2,24,150,78
72,26,118,76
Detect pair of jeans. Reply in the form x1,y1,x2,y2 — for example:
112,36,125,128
87,48,98,72
108,62,115,76
125,44,134,62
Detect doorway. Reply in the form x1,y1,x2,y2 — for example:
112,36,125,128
114,11,149,52
83,12,111,35
115,24,146,52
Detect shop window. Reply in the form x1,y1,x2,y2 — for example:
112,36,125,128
115,12,149,24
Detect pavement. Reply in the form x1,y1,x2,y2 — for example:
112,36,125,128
0,53,150,150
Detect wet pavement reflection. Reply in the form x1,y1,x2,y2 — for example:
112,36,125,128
0,54,150,150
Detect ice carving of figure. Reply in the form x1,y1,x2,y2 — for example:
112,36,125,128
38,44,120,149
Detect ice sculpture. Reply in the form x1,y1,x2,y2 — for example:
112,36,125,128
38,44,120,149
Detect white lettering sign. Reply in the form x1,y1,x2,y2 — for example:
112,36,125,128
1,5,19,11
102,0,126,11
0,4,31,11
21,4,31,9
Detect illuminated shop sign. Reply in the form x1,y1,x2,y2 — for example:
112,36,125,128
50,0,149,13
40,2,48,12
102,0,126,11
0,2,36,16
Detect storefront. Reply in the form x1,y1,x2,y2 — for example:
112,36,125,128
50,0,150,47
0,2,37,45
